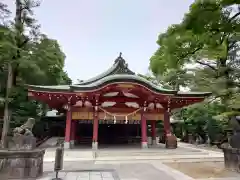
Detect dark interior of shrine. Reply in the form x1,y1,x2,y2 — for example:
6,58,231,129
76,123,142,145
39,117,145,146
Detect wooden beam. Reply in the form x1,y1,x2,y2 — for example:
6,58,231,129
99,96,143,103
72,107,165,113
72,111,164,120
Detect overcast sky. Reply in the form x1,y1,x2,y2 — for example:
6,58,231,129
3,0,194,83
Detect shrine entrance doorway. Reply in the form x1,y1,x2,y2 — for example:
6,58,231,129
98,124,141,146
76,122,142,147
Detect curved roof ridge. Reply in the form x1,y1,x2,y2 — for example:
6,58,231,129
26,84,70,92
77,61,119,85
71,74,177,94
77,53,135,85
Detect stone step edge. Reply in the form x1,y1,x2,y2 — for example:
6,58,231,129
44,155,223,162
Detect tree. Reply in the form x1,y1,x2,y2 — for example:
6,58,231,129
0,1,72,146
0,2,10,24
0,2,15,147
138,71,194,92
173,102,227,142
149,0,240,142
150,0,240,108
138,73,167,87
19,35,71,85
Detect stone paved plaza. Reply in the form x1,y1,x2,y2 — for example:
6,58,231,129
42,161,177,180
38,171,119,180
36,143,240,180
40,160,240,180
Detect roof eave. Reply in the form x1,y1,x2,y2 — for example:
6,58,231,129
175,92,212,98
70,75,177,95
26,84,71,92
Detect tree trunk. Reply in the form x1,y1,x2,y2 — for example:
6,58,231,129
1,63,12,148
12,0,23,86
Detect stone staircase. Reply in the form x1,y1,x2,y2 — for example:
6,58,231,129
95,150,223,161
97,150,204,157
96,146,206,157
94,145,224,161
43,142,224,162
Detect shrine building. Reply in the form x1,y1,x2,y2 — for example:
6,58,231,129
27,54,211,149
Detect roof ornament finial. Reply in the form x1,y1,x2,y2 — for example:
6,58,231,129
119,52,122,57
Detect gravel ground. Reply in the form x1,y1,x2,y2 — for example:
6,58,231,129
163,161,240,179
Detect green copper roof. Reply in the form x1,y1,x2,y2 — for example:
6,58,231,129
27,53,211,97
27,85,70,92
71,74,177,94
176,91,212,97
78,53,135,85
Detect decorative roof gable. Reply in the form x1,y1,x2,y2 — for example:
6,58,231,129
111,53,135,75
78,52,134,85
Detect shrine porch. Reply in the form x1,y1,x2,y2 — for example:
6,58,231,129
43,142,223,163
69,123,158,149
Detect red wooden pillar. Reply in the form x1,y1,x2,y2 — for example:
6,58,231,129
64,107,72,149
141,111,148,148
151,120,157,145
92,108,99,150
70,120,76,147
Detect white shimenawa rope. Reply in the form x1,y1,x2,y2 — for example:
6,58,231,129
99,107,143,124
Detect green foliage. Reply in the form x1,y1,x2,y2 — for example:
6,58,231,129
19,35,70,85
151,0,239,92
150,0,240,142
150,0,240,107
9,87,41,125
138,73,171,89
173,102,228,142
0,1,72,130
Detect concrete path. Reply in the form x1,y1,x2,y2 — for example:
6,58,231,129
44,148,93,162
38,171,119,180
40,143,239,180
41,159,240,180
39,137,60,148
42,161,182,180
